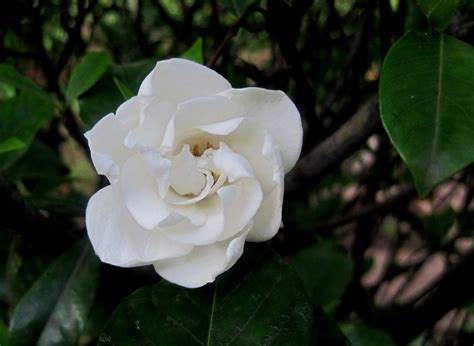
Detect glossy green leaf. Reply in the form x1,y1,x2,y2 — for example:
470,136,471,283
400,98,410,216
380,32,474,197
341,323,396,346
79,60,155,126
66,51,111,102
0,64,42,94
9,239,99,346
181,37,204,64
416,0,458,31
0,138,26,155
292,240,353,306
113,77,134,101
0,92,55,172
99,244,316,345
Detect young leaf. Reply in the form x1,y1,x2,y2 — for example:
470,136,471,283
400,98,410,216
380,32,474,197
292,240,353,306
66,51,111,103
416,0,458,31
181,38,204,64
0,137,26,155
99,244,316,345
8,239,99,346
113,77,134,100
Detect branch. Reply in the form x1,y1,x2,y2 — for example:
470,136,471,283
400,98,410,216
285,95,380,194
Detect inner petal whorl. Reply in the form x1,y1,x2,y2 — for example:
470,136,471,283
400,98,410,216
170,145,206,196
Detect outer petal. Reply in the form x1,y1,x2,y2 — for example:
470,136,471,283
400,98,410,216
86,184,193,267
153,231,248,288
138,58,231,103
219,87,303,173
217,178,263,241
84,113,133,181
121,154,173,230
246,183,283,242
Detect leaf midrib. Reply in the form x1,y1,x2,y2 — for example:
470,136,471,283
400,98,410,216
422,34,445,191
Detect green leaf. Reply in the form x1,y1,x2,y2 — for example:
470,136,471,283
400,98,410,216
416,0,458,31
423,207,456,247
0,64,42,94
220,0,249,16
113,77,134,101
0,322,8,346
340,323,396,346
79,60,155,126
9,239,99,346
99,244,316,345
292,240,354,306
0,92,55,172
380,32,474,197
66,51,111,103
0,138,26,155
181,37,204,64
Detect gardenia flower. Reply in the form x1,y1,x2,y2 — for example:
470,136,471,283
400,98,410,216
85,58,302,288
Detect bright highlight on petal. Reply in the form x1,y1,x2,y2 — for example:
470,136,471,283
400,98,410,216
85,58,303,288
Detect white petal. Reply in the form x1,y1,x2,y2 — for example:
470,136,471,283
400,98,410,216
161,95,240,149
170,145,206,196
247,182,283,242
213,142,254,182
219,88,303,173
139,149,172,199
153,231,248,288
217,178,263,241
138,58,231,103
125,99,175,149
86,184,193,267
159,194,225,246
84,113,133,181
121,154,173,230
165,169,213,206
197,117,246,135
115,96,147,130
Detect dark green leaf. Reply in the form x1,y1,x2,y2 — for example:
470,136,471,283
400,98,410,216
9,239,99,346
416,0,458,31
0,92,55,172
0,64,42,94
99,244,315,345
220,0,249,16
0,322,8,346
340,323,396,346
292,240,353,306
181,37,204,64
113,77,134,101
0,138,26,155
380,32,474,197
79,60,155,126
66,51,111,102
423,207,456,247
313,306,348,346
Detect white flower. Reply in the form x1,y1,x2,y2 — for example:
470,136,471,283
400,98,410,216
85,58,302,288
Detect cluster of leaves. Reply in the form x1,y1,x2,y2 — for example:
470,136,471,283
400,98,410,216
0,0,473,345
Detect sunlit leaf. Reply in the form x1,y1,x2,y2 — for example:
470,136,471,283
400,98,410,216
181,37,204,64
66,51,111,102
